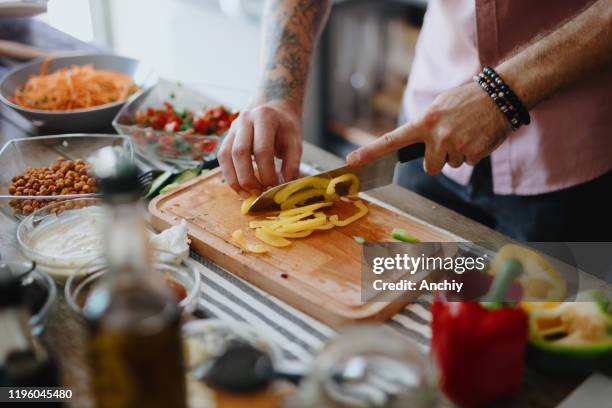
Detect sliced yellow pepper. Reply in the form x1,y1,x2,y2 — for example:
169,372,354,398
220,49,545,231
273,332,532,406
330,200,368,227
249,212,314,229
315,222,335,230
240,195,257,215
231,229,268,253
280,188,327,210
326,174,360,197
278,215,327,233
274,177,330,204
262,227,314,238
255,227,292,247
279,202,332,217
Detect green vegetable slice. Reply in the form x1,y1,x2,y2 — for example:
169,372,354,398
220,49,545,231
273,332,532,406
391,228,420,243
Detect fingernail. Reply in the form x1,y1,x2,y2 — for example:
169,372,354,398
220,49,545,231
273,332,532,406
238,191,250,199
347,152,359,166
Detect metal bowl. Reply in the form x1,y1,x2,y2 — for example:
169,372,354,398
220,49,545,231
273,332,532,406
0,53,158,132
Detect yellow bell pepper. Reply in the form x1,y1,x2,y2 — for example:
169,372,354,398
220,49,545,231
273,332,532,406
231,229,268,253
274,177,330,204
279,202,332,217
330,200,368,227
240,195,257,215
249,211,313,229
255,227,292,247
326,173,360,197
262,228,314,238
278,214,327,233
280,188,327,210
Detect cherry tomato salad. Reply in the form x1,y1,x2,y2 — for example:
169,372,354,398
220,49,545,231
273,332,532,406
131,102,239,161
135,102,238,136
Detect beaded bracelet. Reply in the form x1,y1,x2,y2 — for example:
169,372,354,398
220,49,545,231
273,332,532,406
473,66,530,131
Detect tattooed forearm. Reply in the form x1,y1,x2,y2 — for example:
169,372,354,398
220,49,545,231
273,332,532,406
258,0,332,111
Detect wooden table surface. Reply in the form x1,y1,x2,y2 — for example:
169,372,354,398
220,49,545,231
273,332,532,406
0,111,588,407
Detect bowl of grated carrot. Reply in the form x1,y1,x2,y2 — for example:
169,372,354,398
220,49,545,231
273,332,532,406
0,53,158,132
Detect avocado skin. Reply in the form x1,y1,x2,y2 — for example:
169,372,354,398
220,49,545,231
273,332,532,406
527,341,612,376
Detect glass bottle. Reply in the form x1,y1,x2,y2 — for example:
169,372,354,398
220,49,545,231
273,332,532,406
84,162,186,408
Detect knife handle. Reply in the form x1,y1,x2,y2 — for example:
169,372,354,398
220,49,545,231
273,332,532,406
397,143,425,163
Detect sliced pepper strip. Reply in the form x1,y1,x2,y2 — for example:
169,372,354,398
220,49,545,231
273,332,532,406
278,214,327,233
315,222,335,230
279,202,332,217
240,195,257,215
326,173,360,197
329,200,368,227
273,177,330,204
280,188,327,210
255,227,292,247
263,228,314,238
231,229,268,253
249,212,313,229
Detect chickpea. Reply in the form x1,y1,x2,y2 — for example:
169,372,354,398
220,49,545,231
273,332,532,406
75,159,85,166
16,187,24,194
81,185,91,193
12,175,21,183
8,185,16,194
23,205,33,214
32,182,40,190
61,188,70,195
87,178,96,187
39,186,48,195
74,182,84,191
67,162,75,170
64,178,74,187
15,178,25,187
80,175,88,182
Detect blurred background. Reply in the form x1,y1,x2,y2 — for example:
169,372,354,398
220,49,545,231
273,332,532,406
9,0,427,157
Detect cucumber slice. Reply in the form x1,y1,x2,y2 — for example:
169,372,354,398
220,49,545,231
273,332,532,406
144,170,174,199
173,167,201,184
392,228,420,243
159,182,180,195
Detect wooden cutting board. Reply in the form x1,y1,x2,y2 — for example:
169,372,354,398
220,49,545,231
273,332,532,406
149,168,456,327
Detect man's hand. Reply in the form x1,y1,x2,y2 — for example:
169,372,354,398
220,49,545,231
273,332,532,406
218,100,302,198
347,82,511,174
220,0,331,197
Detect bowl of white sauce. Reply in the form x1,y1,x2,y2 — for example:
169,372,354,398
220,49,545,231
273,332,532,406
17,197,192,282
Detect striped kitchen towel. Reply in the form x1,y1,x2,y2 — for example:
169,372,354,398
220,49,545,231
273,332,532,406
189,252,433,364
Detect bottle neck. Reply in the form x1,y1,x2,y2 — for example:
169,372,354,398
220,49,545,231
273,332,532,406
105,202,151,280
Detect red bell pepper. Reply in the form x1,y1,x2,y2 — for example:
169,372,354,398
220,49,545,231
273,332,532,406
431,259,528,407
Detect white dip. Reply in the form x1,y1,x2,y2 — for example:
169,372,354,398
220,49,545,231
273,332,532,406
25,206,190,277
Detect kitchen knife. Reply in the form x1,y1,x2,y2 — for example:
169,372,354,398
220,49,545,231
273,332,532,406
247,143,425,213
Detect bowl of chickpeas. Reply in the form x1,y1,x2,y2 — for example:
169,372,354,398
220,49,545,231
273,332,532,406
0,134,133,218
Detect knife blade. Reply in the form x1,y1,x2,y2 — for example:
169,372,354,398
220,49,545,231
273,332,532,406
247,154,392,213
247,143,425,213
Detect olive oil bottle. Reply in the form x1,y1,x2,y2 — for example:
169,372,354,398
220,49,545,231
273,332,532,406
84,159,186,408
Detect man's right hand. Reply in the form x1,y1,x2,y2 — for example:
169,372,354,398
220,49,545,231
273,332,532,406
217,100,303,198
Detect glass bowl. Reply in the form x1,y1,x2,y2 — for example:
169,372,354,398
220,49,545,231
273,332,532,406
1,261,58,336
17,197,108,281
64,254,201,317
113,79,228,166
182,319,284,377
0,134,133,219
23,269,58,336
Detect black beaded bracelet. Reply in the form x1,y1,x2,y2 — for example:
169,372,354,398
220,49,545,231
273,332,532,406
473,66,530,130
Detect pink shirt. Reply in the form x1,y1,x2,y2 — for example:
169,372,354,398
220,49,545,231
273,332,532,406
402,0,612,195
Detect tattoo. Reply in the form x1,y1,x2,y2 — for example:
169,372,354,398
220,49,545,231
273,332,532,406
260,0,330,108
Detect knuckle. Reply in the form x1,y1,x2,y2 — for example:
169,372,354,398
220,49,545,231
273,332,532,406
253,144,274,157
232,144,251,158
253,106,274,120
